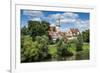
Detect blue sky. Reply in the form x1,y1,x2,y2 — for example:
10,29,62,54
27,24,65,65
21,9,90,32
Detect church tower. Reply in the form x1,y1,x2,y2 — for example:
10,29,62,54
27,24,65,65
55,17,61,32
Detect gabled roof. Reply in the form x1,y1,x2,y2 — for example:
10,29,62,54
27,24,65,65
70,28,79,34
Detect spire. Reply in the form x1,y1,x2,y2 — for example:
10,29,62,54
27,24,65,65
56,17,60,27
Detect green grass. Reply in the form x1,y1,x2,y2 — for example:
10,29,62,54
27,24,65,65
48,42,90,60
83,43,89,50
73,43,90,60
81,43,90,59
68,43,76,53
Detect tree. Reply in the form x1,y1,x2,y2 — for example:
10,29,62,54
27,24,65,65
21,35,39,62
35,35,51,61
21,26,29,35
21,35,51,62
56,38,73,60
28,20,49,40
76,33,83,51
82,30,89,42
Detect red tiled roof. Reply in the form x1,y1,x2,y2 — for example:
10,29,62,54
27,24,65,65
70,28,79,33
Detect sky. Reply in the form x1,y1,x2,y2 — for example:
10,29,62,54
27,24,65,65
21,9,90,32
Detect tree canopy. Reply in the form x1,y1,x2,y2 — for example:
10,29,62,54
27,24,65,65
82,29,90,42
28,20,49,40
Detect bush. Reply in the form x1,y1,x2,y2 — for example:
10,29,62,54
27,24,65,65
21,36,39,62
21,35,51,62
35,35,51,61
76,33,83,51
82,30,90,42
56,38,73,60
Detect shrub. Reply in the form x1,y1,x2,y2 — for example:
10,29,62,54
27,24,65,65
76,33,83,51
56,38,73,60
35,35,51,61
21,35,51,62
21,36,39,62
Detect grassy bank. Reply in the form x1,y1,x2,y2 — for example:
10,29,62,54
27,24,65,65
48,43,90,61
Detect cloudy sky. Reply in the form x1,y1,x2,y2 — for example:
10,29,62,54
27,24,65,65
21,9,90,32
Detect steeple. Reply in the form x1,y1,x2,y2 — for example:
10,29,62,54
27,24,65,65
56,17,61,27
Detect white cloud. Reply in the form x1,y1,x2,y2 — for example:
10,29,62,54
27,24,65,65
50,23,55,26
48,12,89,32
22,10,89,32
48,13,61,19
30,18,41,22
76,20,89,26
60,12,78,24
23,10,43,17
48,12,79,25
63,12,79,19
75,20,89,32
60,18,76,23
48,12,79,20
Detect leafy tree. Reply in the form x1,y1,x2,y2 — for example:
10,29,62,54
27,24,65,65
56,38,73,60
21,35,39,62
35,35,51,61
21,26,29,35
82,30,90,42
21,35,51,62
76,33,83,51
28,20,49,40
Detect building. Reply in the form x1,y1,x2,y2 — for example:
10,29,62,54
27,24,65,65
48,25,60,41
48,26,80,41
48,17,80,41
65,28,80,40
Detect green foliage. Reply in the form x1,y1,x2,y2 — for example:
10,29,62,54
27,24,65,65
21,20,90,62
76,43,89,60
48,36,55,45
21,20,51,62
76,33,83,51
21,35,51,62
28,20,49,40
81,43,90,59
21,35,39,62
21,26,29,35
35,35,51,61
82,30,90,42
56,38,73,60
